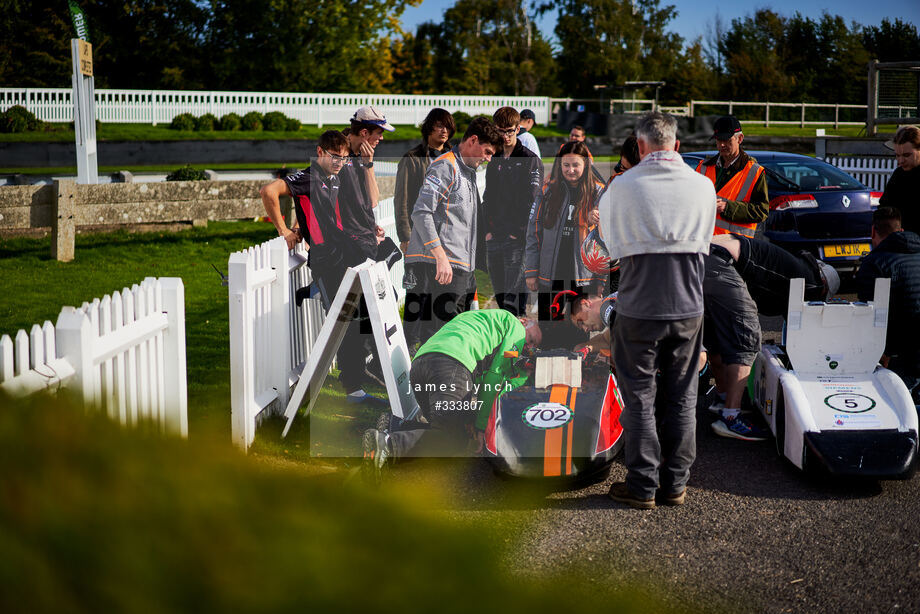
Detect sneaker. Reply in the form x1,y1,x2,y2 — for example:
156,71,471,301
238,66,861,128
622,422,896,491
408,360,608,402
655,489,686,506
707,400,726,415
362,429,391,485
711,413,769,441
346,392,388,408
608,482,656,510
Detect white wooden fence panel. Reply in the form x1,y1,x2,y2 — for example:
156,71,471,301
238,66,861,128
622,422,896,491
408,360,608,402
825,156,897,192
0,277,187,437
1,88,552,126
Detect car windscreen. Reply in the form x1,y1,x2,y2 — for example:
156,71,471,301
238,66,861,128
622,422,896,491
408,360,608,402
760,158,866,192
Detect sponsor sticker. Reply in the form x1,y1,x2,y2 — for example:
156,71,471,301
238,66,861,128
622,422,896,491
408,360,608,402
522,402,573,430
832,413,882,428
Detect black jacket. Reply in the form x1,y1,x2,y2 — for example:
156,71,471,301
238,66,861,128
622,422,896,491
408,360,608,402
856,230,920,371
394,141,451,243
284,165,351,268
482,140,543,240
880,165,920,235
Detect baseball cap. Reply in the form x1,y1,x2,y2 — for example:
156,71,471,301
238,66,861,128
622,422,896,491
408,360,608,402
712,115,742,140
520,109,536,121
352,106,395,132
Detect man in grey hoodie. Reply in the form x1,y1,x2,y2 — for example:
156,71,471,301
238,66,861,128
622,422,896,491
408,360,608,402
597,112,717,509
403,117,503,346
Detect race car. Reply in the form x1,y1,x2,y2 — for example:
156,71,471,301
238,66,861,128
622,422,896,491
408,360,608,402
747,277,918,477
482,348,625,480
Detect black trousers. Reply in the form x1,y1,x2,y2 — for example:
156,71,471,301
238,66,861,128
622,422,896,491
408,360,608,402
403,263,475,348
312,258,377,394
388,353,475,458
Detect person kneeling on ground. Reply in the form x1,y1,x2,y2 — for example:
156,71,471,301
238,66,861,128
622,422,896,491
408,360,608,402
569,291,710,394
363,310,542,478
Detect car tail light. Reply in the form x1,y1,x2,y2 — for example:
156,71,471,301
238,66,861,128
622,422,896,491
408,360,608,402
770,194,819,210
870,192,882,207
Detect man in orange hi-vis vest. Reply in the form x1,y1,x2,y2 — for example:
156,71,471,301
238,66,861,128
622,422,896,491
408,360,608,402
695,116,769,238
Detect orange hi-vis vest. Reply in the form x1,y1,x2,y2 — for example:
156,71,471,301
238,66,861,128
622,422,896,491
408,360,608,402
695,159,764,238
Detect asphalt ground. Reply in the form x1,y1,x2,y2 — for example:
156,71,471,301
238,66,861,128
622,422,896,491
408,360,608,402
379,308,920,614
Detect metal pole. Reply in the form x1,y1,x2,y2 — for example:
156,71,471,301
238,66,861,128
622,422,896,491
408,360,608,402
867,60,879,137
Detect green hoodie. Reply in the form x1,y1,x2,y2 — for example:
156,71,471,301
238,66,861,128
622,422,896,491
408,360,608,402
415,309,529,429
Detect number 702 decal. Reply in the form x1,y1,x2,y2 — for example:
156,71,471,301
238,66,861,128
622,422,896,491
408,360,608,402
523,402,573,430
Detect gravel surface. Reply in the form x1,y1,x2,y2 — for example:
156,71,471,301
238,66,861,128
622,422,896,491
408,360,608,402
384,308,920,613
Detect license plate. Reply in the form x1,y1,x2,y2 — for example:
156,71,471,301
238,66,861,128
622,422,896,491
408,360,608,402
822,243,870,258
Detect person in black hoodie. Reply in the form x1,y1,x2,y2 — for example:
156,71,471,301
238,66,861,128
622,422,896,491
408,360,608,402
482,106,543,314
880,126,920,234
856,206,920,399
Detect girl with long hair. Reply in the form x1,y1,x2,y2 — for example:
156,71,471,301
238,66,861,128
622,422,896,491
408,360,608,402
524,140,605,293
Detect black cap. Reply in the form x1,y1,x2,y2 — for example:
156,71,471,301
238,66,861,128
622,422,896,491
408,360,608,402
520,109,536,121
712,115,742,140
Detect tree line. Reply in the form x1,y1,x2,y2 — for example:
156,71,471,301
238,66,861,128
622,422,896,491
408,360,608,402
1,0,918,106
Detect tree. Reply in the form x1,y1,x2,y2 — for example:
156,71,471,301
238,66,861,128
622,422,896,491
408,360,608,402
0,0,80,87
546,0,683,98
862,18,920,62
204,0,415,93
393,0,555,96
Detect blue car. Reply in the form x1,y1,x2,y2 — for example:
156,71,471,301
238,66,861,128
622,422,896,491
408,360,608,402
682,151,882,274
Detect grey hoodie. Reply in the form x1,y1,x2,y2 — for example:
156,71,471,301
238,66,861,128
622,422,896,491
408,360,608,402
405,147,479,272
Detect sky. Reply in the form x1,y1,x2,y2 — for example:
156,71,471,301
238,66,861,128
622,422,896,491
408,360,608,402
399,0,920,48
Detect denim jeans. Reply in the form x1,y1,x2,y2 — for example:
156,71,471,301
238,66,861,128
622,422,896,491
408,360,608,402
486,236,525,315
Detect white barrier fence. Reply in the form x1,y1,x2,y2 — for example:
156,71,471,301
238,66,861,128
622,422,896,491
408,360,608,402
824,156,897,192
0,277,188,436
228,239,325,449
228,169,486,450
0,88,551,126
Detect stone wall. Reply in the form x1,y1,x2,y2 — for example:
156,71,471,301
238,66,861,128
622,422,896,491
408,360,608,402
0,176,398,261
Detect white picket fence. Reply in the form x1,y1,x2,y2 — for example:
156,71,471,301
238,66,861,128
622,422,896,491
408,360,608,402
0,277,188,436
0,88,551,126
228,239,325,449
824,156,897,192
228,169,486,449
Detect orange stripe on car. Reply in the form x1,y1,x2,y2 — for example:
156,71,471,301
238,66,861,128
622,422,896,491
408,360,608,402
543,384,568,477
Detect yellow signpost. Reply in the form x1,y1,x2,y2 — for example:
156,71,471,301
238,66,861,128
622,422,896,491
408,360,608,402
77,40,93,77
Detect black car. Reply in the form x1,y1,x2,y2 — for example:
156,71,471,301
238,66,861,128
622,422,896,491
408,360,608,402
682,151,881,273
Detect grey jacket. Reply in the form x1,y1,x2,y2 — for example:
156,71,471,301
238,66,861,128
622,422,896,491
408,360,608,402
524,179,605,289
405,147,480,272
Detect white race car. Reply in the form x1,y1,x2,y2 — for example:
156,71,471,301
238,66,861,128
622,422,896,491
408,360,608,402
748,278,918,477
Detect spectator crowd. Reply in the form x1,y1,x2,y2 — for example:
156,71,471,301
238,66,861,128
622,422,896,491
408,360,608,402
261,106,920,506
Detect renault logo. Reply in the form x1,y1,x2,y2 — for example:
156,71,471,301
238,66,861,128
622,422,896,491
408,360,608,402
842,195,851,208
